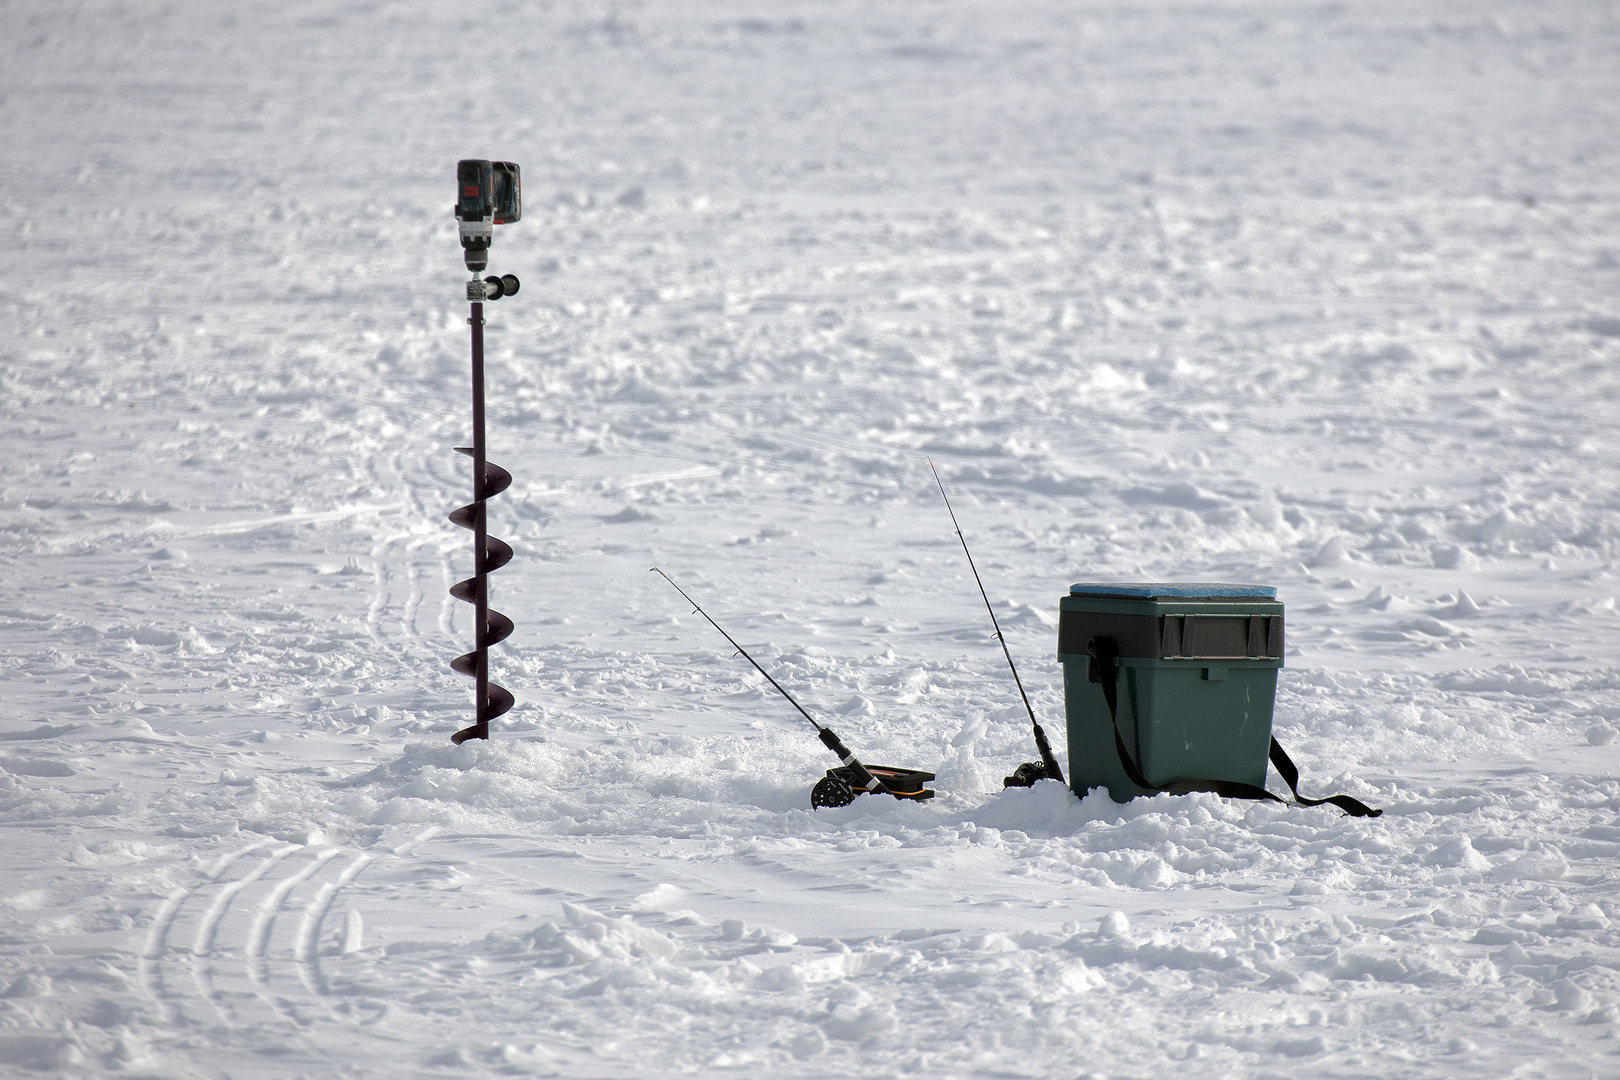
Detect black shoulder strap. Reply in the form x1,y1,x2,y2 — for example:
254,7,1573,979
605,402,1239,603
1088,637,1380,818
1267,738,1381,817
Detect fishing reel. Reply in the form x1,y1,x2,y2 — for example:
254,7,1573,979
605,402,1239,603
811,765,936,808
455,159,521,274
1002,760,1061,788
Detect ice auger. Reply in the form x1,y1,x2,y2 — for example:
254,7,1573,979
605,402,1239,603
449,159,521,744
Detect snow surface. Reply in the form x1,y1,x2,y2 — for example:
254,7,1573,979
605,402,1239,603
3,0,1620,1076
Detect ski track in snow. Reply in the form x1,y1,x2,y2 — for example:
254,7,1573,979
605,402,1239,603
2,0,1620,1076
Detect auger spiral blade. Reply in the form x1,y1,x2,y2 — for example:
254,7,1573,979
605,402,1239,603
448,310,516,744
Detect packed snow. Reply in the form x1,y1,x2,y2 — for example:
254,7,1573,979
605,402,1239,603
3,0,1619,1076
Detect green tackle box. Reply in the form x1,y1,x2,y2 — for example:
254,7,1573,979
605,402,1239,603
1057,583,1284,803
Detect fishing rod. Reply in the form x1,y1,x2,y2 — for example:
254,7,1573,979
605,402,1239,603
929,462,1066,789
651,568,934,808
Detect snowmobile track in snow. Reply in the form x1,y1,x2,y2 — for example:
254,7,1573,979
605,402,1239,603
139,840,387,1038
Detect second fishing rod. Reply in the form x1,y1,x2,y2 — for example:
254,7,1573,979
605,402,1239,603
930,462,1067,789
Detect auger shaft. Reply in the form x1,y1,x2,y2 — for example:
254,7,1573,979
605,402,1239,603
450,295,515,743
471,302,489,731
